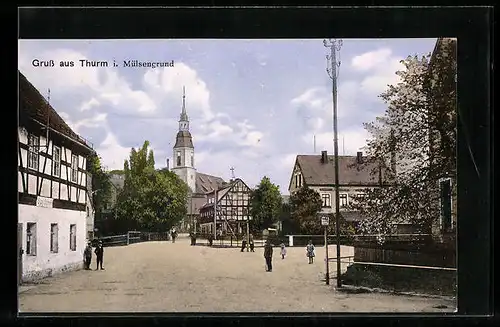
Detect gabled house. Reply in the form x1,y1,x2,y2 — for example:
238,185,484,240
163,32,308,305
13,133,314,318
288,150,390,228
18,71,95,283
198,178,252,237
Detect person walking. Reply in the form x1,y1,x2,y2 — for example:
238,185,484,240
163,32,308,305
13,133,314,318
249,234,255,252
94,240,104,270
83,242,93,270
240,237,247,252
264,240,273,272
171,228,177,243
306,240,315,264
280,242,287,259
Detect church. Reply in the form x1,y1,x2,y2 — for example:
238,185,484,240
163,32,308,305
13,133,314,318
169,87,227,232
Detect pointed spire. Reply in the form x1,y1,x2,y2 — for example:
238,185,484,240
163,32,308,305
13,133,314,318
182,86,186,114
179,86,189,122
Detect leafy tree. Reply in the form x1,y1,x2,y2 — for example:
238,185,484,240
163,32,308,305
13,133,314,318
350,42,457,236
116,140,189,232
87,153,113,216
289,186,322,234
249,176,283,233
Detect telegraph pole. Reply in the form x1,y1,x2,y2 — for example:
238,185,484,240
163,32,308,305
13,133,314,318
324,38,343,288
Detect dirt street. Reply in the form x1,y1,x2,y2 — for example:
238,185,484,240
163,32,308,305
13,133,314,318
19,238,456,313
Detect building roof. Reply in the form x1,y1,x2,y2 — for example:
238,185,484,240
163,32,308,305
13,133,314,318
18,71,93,151
195,172,226,194
174,130,194,148
293,154,388,187
187,194,207,215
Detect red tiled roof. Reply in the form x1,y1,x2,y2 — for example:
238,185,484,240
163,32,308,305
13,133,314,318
18,71,92,150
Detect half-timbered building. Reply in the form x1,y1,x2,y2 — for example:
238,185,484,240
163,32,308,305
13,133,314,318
198,178,252,237
18,71,95,283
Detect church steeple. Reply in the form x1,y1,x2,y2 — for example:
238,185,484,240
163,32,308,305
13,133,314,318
179,86,189,131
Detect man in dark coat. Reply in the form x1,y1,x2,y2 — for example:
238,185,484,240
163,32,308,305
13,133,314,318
94,240,104,270
263,240,273,272
83,242,92,270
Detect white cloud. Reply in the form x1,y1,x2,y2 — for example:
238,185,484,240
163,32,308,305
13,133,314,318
80,98,100,111
351,48,393,72
351,48,405,97
143,63,213,121
94,132,131,170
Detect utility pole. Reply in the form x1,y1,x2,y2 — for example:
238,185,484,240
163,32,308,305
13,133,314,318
324,38,343,288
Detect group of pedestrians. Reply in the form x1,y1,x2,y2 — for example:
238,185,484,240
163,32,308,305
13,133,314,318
262,239,315,272
83,240,105,271
240,234,255,252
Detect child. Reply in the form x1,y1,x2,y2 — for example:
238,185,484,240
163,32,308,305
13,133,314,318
306,240,315,264
280,242,287,259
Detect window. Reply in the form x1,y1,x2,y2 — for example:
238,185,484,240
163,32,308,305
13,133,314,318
69,224,77,251
177,151,181,166
294,174,303,188
321,193,331,207
339,194,349,207
26,223,37,255
53,146,61,177
71,154,78,182
440,178,452,231
28,135,39,170
191,154,194,167
50,223,58,253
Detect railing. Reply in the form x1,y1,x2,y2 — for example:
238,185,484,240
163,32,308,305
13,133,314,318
98,231,170,247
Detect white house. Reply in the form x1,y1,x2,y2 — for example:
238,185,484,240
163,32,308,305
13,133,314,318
18,71,95,284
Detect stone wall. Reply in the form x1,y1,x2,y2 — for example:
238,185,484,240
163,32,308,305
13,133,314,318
342,263,456,296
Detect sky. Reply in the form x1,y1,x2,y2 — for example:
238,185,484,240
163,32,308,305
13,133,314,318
18,38,436,194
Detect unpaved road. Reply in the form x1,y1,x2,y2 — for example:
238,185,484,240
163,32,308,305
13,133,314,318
19,237,456,313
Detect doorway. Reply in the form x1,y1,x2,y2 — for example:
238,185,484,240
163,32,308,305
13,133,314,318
18,223,23,285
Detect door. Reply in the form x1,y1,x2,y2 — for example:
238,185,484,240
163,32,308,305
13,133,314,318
18,223,23,285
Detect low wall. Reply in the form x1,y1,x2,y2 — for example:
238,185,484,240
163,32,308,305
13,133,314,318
354,240,456,268
342,263,457,296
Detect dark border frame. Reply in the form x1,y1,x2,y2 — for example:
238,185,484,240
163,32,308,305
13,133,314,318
10,6,493,325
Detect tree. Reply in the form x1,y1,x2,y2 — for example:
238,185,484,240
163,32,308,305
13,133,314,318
116,140,189,232
249,176,283,233
350,45,457,236
289,186,322,234
87,153,113,215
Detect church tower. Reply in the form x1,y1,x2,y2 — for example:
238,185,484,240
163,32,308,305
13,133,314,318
171,86,197,193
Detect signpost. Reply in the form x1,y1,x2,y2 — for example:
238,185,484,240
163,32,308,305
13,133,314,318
322,215,330,285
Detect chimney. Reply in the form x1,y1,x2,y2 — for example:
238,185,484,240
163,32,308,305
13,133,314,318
356,151,363,164
166,158,170,171
321,150,328,164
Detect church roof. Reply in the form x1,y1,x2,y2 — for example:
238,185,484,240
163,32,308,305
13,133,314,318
196,172,225,194
174,130,194,148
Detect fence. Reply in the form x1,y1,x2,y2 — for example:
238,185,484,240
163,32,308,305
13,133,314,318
98,231,170,247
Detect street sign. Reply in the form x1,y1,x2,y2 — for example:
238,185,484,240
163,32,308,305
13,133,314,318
321,216,329,226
